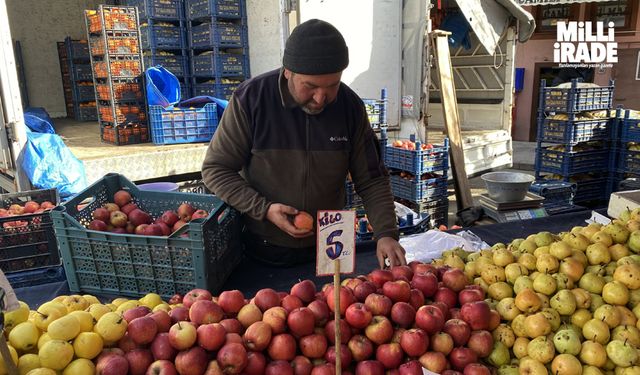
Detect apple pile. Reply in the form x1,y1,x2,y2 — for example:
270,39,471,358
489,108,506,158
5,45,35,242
88,189,209,236
2,261,503,375
430,214,640,374
391,139,434,151
0,200,55,229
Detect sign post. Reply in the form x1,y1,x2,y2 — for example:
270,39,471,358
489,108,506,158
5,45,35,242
316,210,356,375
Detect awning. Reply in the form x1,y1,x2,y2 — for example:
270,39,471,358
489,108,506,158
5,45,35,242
517,0,615,5
454,0,536,54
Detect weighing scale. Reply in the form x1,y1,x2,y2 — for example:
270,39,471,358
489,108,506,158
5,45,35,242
480,192,548,223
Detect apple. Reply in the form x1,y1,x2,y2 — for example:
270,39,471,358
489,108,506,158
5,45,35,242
129,209,152,227
310,363,335,375
391,265,414,280
443,319,472,347
244,351,267,375
123,306,152,323
325,344,352,370
220,318,243,334
103,203,120,212
376,342,403,369
415,305,445,334
364,315,394,345
161,211,179,227
364,293,393,316
175,346,208,375
149,310,172,333
435,287,458,308
432,301,451,320
146,359,177,375
299,333,328,359
399,360,423,375
168,321,197,350
121,203,139,216
243,321,272,351
118,332,138,353
182,289,212,309
324,319,352,345
400,328,429,357
291,280,317,303
354,281,378,302
325,285,355,315
125,349,154,375
267,333,297,361
291,355,313,375
89,219,109,231
263,306,288,334
128,316,158,345
96,348,125,362
449,347,478,371
168,306,189,324
460,301,491,331
191,209,209,220
253,288,281,311
409,288,425,310
463,363,491,375
348,334,374,361
151,333,177,361
382,280,411,303
114,190,132,207
177,203,196,222
419,351,448,373
197,323,226,351
217,290,246,315
449,308,462,320
216,343,248,374
431,332,454,355
307,300,330,327
458,286,485,305
96,352,129,375
390,302,416,328
411,262,437,275
369,269,395,288
355,360,385,375
237,303,263,328
288,307,316,337
345,303,373,329
189,299,223,325
442,268,468,292
282,294,304,313
93,207,111,222
467,330,493,357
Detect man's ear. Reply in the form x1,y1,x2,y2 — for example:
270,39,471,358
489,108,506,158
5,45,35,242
283,68,292,80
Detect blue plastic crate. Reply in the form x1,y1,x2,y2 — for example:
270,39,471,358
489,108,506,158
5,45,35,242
190,21,246,48
537,116,611,144
385,139,449,176
540,79,614,113
149,102,218,145
618,109,640,142
363,99,387,129
51,173,242,298
614,146,640,175
74,84,96,102
345,181,362,209
65,37,90,60
543,203,586,216
126,0,183,20
539,176,608,203
397,197,448,227
192,51,248,77
72,64,93,81
390,174,448,202
529,181,576,204
7,266,66,289
536,146,609,176
144,53,187,77
187,0,244,20
194,82,240,99
76,106,98,121
140,21,186,49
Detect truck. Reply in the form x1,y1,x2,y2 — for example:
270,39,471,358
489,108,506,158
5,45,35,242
0,0,534,193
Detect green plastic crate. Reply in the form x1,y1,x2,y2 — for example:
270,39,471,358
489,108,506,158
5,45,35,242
51,173,242,299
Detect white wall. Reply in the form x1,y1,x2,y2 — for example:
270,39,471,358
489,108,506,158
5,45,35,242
246,0,284,76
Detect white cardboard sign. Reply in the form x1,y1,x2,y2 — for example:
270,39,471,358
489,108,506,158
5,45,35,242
316,210,356,276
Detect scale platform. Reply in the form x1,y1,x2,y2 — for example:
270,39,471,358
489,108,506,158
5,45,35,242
480,192,548,223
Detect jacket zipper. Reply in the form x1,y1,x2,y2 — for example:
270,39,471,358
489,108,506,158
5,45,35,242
304,115,310,212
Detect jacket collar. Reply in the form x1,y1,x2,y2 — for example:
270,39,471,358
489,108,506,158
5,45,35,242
278,68,298,109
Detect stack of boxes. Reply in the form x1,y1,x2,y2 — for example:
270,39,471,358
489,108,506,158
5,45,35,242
610,108,640,191
534,79,615,205
186,0,249,100
57,38,97,121
125,0,191,100
86,5,149,145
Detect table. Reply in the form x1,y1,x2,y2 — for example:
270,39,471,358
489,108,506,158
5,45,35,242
13,209,596,306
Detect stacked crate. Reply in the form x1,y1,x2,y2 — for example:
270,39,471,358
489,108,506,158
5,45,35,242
528,181,581,215
385,134,450,227
186,0,249,100
610,107,640,191
57,38,98,121
363,88,388,130
534,79,614,204
86,6,149,145
125,0,191,100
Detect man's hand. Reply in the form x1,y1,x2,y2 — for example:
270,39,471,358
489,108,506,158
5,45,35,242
266,203,314,239
376,237,407,269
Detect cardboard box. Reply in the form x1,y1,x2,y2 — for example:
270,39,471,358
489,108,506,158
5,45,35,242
608,190,640,219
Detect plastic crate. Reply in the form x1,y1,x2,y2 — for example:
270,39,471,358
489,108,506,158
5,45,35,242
345,181,362,209
93,59,143,79
189,21,246,48
614,146,640,175
385,139,449,176
144,53,187,77
101,123,150,145
149,103,218,145
87,7,139,33
96,81,144,101
77,106,98,121
140,22,185,50
529,181,576,204
193,82,239,100
0,189,59,274
72,64,93,81
537,116,611,144
65,37,90,60
390,174,448,202
192,51,248,77
74,84,96,102
6,266,67,289
543,203,586,216
51,173,243,298
536,146,609,176
99,103,146,124
126,0,183,20
363,98,387,129
187,0,244,20
540,79,614,113
395,197,449,227
618,109,640,142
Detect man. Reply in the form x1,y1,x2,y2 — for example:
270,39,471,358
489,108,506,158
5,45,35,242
202,19,406,269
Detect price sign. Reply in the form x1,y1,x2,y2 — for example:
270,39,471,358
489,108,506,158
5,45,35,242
316,210,356,276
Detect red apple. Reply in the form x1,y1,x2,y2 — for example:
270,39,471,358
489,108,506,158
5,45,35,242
364,315,393,345
172,220,187,232
264,360,293,375
217,290,245,315
175,346,208,375
299,333,328,359
129,209,152,227
216,343,248,374
146,359,177,375
225,332,243,345
189,299,224,325
243,321,272,351
382,280,411,303
307,300,330,327
291,355,313,375
449,308,462,320
168,321,197,350
463,363,491,375
449,347,478,371
310,363,335,375
96,348,125,362
291,279,317,303
282,294,304,313
325,344,352,370
149,310,172,333
191,209,209,220
168,306,189,323
96,352,129,375
128,316,158,345
368,269,394,288
89,219,109,231
118,333,138,353
155,222,171,236
390,302,416,328
355,360,385,375
400,328,429,357
267,333,297,361
125,349,154,375
123,306,152,323
262,306,288,334
431,332,454,355
354,281,377,302
244,351,267,375
399,360,423,375
434,287,458,308
467,330,493,358
459,301,491,331
114,190,133,207
376,342,403,369
348,334,374,362
93,207,111,222
121,202,138,216
432,301,450,320
177,203,196,222
183,288,213,309
409,288,425,310
458,287,485,305
391,265,414,280
419,351,448,373
415,305,445,334
324,319,352,345
345,303,373,329
197,323,226,351
442,268,468,292
254,288,281,312
151,333,177,361
488,309,501,331
443,319,471,347
161,210,179,227
364,293,392,316
287,307,315,337
324,285,355,315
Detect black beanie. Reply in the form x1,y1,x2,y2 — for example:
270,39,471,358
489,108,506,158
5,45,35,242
283,19,349,75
